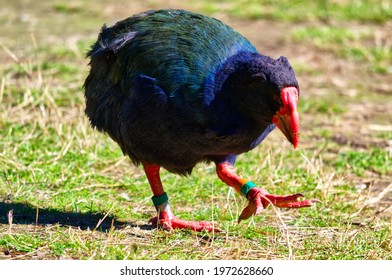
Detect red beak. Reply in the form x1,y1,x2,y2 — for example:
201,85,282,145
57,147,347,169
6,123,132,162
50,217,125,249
272,87,300,149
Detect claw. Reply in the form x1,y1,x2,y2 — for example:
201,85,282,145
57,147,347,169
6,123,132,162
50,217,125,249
238,187,321,223
238,201,261,223
238,188,265,223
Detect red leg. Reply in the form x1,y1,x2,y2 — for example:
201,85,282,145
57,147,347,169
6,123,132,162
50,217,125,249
216,161,321,223
144,164,165,197
143,163,217,232
216,161,247,190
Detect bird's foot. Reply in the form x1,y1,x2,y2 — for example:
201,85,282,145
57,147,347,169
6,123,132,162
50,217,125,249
238,187,321,223
149,208,218,232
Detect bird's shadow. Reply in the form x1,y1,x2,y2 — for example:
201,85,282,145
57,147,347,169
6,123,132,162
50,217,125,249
0,201,154,231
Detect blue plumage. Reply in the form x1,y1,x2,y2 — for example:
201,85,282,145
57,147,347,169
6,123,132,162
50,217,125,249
84,9,299,175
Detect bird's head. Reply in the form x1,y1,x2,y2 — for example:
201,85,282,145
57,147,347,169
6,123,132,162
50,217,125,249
256,55,300,149
267,56,300,149
221,53,300,148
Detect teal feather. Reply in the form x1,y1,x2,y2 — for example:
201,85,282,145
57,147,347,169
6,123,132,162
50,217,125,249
89,10,256,122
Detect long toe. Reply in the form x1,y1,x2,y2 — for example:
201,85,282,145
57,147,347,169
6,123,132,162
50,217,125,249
171,219,218,232
264,193,321,208
238,196,264,223
275,198,322,208
149,211,218,232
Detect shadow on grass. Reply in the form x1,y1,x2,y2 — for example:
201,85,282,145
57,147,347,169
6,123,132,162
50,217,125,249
0,201,154,231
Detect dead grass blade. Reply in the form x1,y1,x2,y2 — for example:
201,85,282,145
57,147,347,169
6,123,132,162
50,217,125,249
93,203,117,232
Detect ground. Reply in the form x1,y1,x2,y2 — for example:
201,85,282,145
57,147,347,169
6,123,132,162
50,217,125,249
0,0,391,260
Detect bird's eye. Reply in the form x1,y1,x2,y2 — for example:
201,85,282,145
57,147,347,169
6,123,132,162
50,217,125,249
273,95,280,103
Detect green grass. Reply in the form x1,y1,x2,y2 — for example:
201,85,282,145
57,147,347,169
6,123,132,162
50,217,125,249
342,45,392,74
299,94,347,115
195,0,392,23
292,25,392,74
1,0,391,260
335,148,391,176
292,26,365,46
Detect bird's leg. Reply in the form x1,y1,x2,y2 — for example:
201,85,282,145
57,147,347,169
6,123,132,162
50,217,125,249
144,164,175,227
143,163,216,232
216,161,320,223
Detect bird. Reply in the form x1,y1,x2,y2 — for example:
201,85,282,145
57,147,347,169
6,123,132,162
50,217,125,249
84,9,320,232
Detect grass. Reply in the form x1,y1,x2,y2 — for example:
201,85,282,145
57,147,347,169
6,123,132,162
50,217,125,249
292,25,392,74
195,0,392,23
335,148,391,176
0,0,391,260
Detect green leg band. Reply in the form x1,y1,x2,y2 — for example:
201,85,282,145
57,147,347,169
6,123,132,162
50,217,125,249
240,182,257,198
152,192,169,207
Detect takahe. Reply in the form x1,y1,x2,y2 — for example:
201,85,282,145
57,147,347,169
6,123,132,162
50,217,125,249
84,9,319,232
